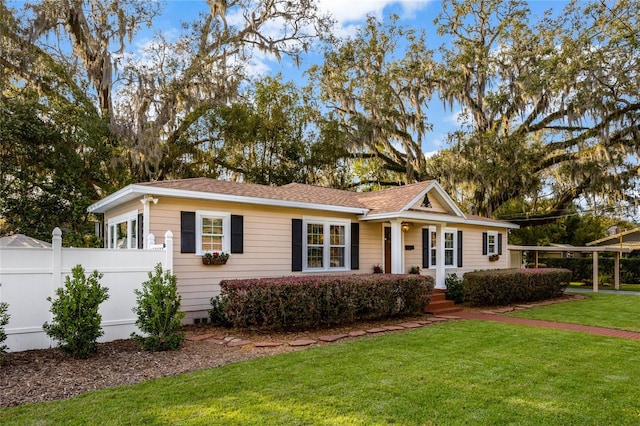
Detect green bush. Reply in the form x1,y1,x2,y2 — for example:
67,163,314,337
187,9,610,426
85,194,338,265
211,274,434,330
43,265,109,358
464,268,572,307
209,293,231,327
542,257,640,284
0,292,9,363
445,273,464,304
131,264,185,351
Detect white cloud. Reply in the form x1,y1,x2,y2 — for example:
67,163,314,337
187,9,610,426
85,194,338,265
317,0,431,25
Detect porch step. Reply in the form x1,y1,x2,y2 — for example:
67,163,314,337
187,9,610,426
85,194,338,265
424,290,463,315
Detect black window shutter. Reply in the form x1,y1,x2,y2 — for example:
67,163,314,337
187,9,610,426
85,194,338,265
137,213,144,249
230,215,244,254
350,223,360,270
498,233,503,255
422,228,430,269
457,230,463,267
292,219,303,271
482,232,488,255
181,211,196,253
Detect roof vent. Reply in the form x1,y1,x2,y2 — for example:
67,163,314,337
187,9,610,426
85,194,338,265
421,194,432,208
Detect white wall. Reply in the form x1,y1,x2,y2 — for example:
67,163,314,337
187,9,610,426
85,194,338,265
0,229,172,352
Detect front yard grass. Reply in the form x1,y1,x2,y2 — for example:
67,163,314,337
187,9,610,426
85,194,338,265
2,319,640,425
508,293,640,332
568,282,640,292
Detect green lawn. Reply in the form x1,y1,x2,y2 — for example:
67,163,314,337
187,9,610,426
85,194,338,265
508,293,640,332
568,282,640,292
3,319,640,425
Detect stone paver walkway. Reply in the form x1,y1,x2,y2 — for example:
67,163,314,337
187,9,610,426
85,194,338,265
186,315,462,348
458,311,640,340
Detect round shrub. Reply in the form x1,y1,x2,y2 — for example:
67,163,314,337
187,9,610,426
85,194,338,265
131,264,185,351
43,265,109,358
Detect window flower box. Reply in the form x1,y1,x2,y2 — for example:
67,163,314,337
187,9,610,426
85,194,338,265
202,252,230,265
488,254,500,262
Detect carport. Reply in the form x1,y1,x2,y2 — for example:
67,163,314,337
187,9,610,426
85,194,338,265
508,245,631,292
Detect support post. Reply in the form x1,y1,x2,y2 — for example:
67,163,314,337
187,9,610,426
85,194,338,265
390,220,403,274
140,195,157,249
435,223,446,289
593,251,599,293
614,251,620,290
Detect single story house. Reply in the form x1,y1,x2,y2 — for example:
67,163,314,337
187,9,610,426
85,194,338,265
88,178,518,322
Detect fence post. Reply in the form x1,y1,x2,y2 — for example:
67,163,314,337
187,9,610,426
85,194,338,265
147,233,156,247
52,228,62,289
164,230,174,272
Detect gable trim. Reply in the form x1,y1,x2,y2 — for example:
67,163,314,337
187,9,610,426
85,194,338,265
401,181,466,218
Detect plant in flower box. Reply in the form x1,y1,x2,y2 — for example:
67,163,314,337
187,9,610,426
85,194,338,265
202,251,230,265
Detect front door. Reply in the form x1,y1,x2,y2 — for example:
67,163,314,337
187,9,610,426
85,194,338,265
384,227,391,273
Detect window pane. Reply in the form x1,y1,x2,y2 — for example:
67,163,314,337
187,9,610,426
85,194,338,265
430,231,436,248
445,250,454,266
131,219,137,249
431,250,437,266
202,236,223,252
307,223,324,245
330,225,345,245
445,232,454,249
330,247,345,268
116,222,127,249
202,217,223,235
307,246,324,268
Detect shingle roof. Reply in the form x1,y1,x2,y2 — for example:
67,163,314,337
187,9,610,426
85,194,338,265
355,181,434,214
0,234,52,248
89,177,517,228
139,178,365,209
138,178,434,214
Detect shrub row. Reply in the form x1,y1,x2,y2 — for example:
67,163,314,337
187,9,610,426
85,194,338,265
210,274,434,330
541,257,640,284
464,268,572,307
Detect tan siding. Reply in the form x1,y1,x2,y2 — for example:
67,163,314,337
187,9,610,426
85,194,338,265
104,194,510,320
404,227,424,273
139,197,383,318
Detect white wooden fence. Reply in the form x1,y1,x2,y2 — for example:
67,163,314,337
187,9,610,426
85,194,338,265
0,228,173,352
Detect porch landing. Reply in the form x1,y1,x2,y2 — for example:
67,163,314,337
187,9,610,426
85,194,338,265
423,289,463,315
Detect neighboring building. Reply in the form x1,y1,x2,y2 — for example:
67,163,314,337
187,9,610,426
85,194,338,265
587,228,640,253
0,234,52,248
88,178,518,322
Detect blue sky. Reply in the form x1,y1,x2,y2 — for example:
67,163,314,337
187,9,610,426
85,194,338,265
146,0,565,156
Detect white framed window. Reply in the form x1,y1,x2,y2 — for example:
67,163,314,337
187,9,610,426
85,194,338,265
430,228,437,267
428,226,458,268
196,211,230,255
486,231,498,256
107,210,138,249
303,217,350,271
444,230,456,266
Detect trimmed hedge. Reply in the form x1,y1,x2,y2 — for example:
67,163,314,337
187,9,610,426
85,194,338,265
464,268,572,307
542,257,640,284
210,274,434,330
